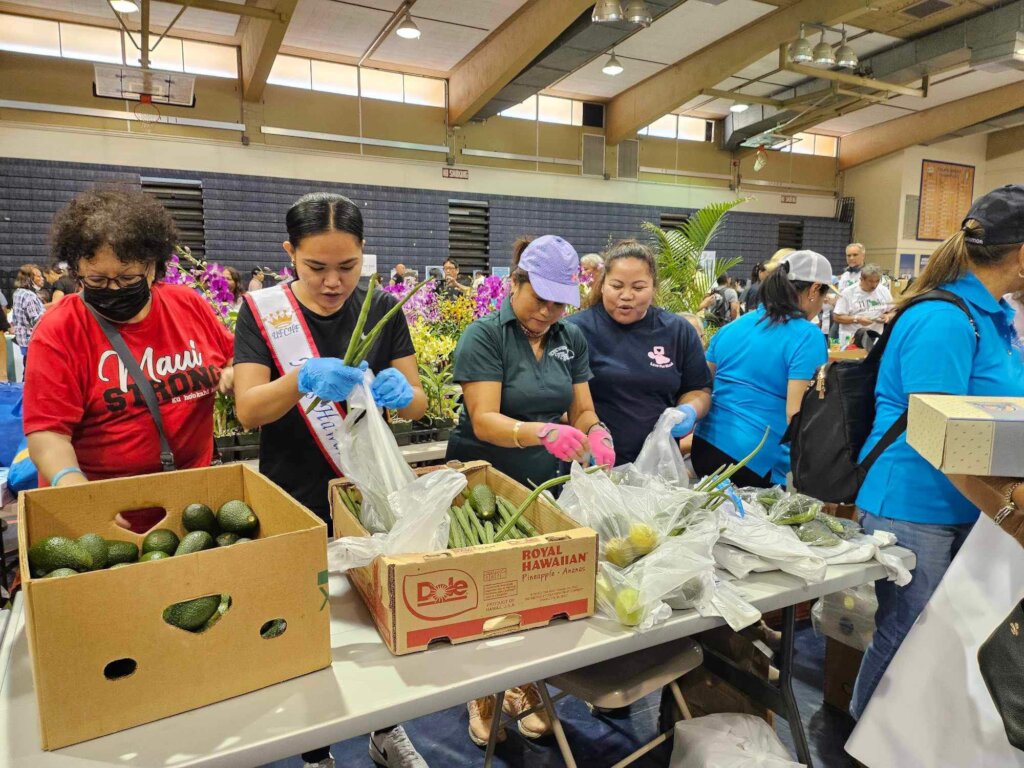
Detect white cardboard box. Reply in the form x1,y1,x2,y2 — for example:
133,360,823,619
908,395,1024,477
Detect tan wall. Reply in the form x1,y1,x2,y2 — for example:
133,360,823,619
986,126,1024,189
841,151,903,273
0,49,841,216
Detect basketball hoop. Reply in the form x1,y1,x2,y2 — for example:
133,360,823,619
132,94,162,124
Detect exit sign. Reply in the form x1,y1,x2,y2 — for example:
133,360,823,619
781,194,797,204
442,167,469,180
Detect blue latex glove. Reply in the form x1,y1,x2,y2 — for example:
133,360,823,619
670,404,699,439
717,479,745,518
297,358,367,402
371,367,414,410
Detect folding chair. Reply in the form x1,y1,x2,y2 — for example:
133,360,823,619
483,637,703,768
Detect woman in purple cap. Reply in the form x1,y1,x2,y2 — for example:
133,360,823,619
446,234,613,747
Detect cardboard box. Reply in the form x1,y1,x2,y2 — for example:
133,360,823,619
823,637,863,712
331,460,597,655
18,464,331,750
908,395,1024,477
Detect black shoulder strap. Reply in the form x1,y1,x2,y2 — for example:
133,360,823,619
84,304,176,472
859,289,979,474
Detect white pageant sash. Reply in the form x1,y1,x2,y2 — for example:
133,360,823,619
246,284,345,475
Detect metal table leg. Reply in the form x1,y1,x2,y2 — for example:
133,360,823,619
699,606,813,767
483,691,505,768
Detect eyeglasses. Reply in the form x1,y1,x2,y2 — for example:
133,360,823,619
80,273,147,290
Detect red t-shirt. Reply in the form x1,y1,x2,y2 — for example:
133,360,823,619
23,283,234,480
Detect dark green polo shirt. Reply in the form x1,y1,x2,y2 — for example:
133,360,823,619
446,298,592,487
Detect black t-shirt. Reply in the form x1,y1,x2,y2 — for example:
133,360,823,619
233,284,415,523
567,303,712,465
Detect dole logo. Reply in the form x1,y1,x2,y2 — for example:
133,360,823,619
403,568,478,621
265,309,294,329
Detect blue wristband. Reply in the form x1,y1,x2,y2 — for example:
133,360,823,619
51,467,85,486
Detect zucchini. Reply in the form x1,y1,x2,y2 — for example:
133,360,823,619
796,519,840,547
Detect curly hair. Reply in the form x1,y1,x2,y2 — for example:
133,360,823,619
50,186,178,279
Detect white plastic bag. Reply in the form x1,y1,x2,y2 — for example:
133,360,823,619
328,468,467,572
712,543,772,580
630,407,689,487
692,578,762,632
718,510,827,583
335,371,416,533
670,713,805,768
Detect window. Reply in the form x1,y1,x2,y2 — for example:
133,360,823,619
0,13,238,77
500,95,537,121
780,132,838,158
182,40,237,78
538,95,572,125
0,14,60,56
639,113,713,143
268,54,312,89
311,60,358,95
403,74,445,107
360,68,403,103
60,23,122,64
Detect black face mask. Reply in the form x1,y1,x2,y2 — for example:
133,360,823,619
82,279,152,323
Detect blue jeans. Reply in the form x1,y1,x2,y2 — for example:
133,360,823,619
849,511,973,720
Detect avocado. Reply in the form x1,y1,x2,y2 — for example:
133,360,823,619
142,528,180,556
215,532,239,547
217,500,259,534
140,550,171,562
468,485,497,520
182,503,219,535
76,533,109,570
175,530,214,556
106,540,140,565
260,618,287,639
162,595,221,631
44,568,79,579
202,594,233,631
109,562,133,569
28,536,93,573
235,537,252,544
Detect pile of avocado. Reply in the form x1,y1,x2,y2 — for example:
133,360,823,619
27,499,259,579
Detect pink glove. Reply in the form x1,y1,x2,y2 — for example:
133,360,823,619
588,426,616,469
537,423,588,462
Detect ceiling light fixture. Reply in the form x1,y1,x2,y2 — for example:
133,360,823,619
110,0,139,12
835,29,859,69
592,0,623,23
395,14,421,40
787,25,814,64
602,51,624,76
812,30,836,67
623,0,652,26
730,103,750,113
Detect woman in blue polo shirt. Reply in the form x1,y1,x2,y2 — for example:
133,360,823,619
851,185,1024,719
567,240,712,465
692,250,832,486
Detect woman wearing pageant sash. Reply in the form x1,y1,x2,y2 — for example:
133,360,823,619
232,192,428,768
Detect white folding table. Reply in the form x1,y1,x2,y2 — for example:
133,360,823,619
0,550,913,768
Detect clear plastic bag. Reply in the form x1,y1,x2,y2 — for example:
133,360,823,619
811,583,878,652
693,578,762,632
630,407,690,487
669,713,805,768
718,510,827,583
768,493,823,526
335,371,416,533
328,468,468,572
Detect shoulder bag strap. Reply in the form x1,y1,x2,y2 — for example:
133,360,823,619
84,304,176,471
859,289,980,474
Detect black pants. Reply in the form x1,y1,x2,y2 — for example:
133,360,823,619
690,435,773,489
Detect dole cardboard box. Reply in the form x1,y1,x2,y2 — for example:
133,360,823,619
17,464,331,750
908,395,1024,477
331,460,597,655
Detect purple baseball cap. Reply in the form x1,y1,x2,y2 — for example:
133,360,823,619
518,235,582,307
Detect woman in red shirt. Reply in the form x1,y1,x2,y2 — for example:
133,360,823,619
24,187,234,486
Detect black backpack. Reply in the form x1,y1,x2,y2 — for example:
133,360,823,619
784,289,978,504
706,288,731,326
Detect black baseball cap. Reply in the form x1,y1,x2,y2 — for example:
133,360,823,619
962,184,1024,246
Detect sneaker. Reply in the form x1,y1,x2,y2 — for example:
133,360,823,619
301,747,334,768
369,726,428,768
502,684,552,739
467,696,506,747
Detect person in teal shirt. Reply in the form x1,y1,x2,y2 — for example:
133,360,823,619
692,250,833,486
851,185,1024,719
446,234,613,748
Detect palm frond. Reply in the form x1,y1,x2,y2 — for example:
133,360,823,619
645,199,746,315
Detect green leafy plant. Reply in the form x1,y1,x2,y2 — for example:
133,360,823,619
417,360,461,424
643,199,746,315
